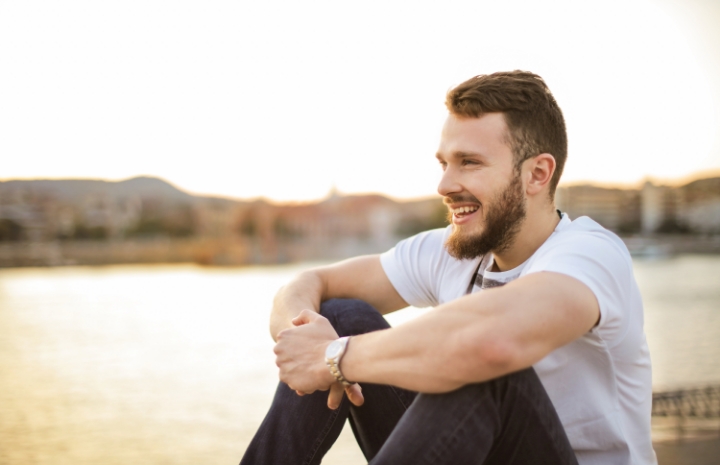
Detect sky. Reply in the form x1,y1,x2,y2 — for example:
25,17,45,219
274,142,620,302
1,0,719,202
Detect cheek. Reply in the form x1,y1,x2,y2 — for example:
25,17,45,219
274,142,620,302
466,175,506,201
463,182,490,202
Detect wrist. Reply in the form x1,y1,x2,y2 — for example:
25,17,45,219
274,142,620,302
325,336,355,386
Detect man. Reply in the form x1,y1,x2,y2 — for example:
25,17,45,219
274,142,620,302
241,71,656,464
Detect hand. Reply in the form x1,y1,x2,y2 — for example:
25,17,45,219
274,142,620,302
326,381,364,409
274,309,364,408
274,309,336,394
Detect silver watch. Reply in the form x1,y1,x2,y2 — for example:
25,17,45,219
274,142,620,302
325,336,354,386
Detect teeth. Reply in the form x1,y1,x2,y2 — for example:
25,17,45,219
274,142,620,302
453,206,479,214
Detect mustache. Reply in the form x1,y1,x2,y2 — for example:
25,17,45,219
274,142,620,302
443,194,481,205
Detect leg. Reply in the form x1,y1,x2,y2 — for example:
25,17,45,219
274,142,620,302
370,368,577,465
240,299,417,465
322,300,418,459
239,381,350,465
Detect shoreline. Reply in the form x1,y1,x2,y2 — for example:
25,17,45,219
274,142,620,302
1,234,719,269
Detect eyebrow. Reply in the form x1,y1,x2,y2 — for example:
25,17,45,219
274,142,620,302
435,151,487,161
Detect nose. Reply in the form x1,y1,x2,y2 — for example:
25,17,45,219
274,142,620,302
437,166,463,198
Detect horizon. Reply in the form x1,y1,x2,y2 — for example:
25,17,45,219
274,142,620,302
3,168,720,205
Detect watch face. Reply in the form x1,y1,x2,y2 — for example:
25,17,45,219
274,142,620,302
326,340,343,359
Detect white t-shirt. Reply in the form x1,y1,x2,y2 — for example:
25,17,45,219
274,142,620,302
380,214,656,465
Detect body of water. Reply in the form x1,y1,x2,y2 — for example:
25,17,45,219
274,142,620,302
0,255,718,464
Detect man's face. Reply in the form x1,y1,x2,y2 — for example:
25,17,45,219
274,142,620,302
436,113,527,260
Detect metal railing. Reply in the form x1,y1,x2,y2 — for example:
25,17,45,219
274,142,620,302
652,385,720,440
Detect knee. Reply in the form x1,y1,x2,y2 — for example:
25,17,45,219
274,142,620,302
499,367,542,390
320,299,390,337
486,367,546,403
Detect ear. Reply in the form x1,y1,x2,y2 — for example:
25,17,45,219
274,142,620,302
524,153,556,197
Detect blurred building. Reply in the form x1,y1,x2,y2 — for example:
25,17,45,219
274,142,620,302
556,185,641,233
234,191,446,263
557,177,720,235
675,177,720,234
1,175,719,267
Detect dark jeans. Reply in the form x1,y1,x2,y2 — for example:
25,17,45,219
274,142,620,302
241,299,578,465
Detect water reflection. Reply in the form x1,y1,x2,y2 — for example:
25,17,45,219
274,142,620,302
0,257,718,464
634,255,720,389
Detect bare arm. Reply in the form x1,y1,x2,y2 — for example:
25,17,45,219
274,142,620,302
341,271,600,392
274,271,600,395
269,254,408,341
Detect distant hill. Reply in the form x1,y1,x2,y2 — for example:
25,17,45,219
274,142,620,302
681,176,720,193
0,177,195,203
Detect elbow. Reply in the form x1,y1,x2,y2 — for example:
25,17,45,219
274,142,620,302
452,332,519,383
476,336,518,374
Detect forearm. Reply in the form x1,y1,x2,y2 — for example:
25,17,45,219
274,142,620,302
269,271,325,341
340,298,509,393
339,272,598,393
269,256,407,341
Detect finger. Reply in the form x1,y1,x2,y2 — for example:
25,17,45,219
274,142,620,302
296,390,305,396
346,383,364,407
327,383,345,410
291,309,320,326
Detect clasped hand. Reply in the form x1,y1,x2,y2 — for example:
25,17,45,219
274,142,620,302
274,309,364,409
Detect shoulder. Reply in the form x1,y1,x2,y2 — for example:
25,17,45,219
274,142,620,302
380,227,473,308
530,216,631,271
525,216,639,343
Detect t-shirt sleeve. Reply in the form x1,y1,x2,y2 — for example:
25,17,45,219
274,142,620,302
523,228,634,345
379,228,449,308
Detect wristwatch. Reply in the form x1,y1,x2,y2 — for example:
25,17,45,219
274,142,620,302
325,336,354,386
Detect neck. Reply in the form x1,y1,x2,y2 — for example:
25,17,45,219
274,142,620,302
491,204,560,272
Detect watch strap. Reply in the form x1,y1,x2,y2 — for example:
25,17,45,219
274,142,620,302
326,336,354,386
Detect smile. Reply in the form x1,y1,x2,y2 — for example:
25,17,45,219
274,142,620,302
452,205,479,217
450,205,481,225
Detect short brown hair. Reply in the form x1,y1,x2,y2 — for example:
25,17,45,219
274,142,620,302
445,71,567,198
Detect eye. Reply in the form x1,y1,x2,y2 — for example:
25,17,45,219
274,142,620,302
438,160,447,170
461,159,478,166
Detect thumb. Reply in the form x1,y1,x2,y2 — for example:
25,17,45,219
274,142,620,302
292,309,320,326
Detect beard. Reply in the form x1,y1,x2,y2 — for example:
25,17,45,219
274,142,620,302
444,172,527,260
